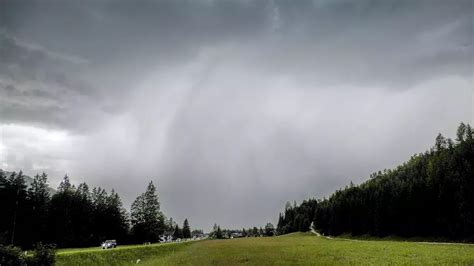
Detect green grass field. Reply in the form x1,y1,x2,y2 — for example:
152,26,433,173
56,233,474,265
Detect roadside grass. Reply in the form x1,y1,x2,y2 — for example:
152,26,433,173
58,243,165,255
56,233,474,265
56,241,192,265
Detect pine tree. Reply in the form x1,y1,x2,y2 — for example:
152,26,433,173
216,226,223,239
76,183,91,201
166,217,175,231
182,218,191,239
265,223,275,236
130,181,165,242
466,125,473,141
252,227,258,237
29,173,50,205
58,175,73,193
457,122,467,142
173,224,182,239
435,133,447,151
49,175,82,247
104,189,129,243
277,213,284,235
7,171,27,246
28,172,51,245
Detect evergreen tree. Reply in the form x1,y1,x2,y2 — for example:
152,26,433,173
216,226,223,239
58,175,73,193
173,224,183,239
76,183,91,201
182,219,191,239
435,133,447,151
4,171,28,246
166,217,176,231
27,173,51,245
48,175,80,247
265,223,275,236
102,189,128,241
130,181,165,243
252,227,258,237
466,125,473,141
457,122,467,142
277,213,284,235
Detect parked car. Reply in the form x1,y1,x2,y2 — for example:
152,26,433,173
101,240,117,249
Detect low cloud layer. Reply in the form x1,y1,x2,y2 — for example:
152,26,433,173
1,0,472,230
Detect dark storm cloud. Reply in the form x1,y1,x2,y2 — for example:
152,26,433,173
3,0,469,86
2,0,471,92
2,0,267,66
0,0,472,230
0,33,117,131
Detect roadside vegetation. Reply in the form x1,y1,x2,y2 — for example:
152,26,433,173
0,243,55,266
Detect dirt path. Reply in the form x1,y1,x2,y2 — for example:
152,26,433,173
309,228,473,246
310,228,333,240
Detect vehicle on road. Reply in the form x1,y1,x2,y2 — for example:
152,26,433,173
101,240,117,249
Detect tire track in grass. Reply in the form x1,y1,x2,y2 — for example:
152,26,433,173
310,228,474,246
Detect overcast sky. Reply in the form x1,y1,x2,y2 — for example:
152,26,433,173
0,0,472,231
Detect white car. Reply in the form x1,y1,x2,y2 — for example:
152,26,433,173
101,240,117,249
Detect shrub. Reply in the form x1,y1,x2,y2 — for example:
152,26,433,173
26,243,56,266
0,243,56,266
0,245,25,266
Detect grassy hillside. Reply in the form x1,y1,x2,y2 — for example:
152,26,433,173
56,233,474,265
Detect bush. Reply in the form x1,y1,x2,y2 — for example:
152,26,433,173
0,245,25,266
0,243,56,266
27,243,56,266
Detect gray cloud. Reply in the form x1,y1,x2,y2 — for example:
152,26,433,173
0,0,472,231
0,34,120,131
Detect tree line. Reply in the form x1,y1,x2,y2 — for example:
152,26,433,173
277,123,474,241
210,223,276,239
276,200,318,235
0,173,194,248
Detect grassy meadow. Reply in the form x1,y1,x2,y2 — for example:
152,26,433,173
56,233,474,265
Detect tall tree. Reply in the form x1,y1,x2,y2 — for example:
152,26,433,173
58,175,73,193
166,217,176,232
173,224,183,239
216,226,223,239
457,122,467,142
27,172,51,245
265,223,275,236
182,219,191,239
9,171,28,246
48,175,90,247
130,181,165,243
252,227,258,237
106,189,129,241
